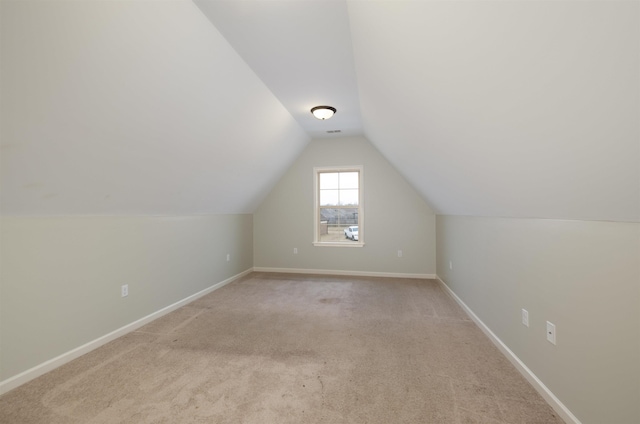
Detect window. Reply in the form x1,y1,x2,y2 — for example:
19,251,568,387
314,166,363,246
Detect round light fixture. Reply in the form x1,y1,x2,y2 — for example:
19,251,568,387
311,106,336,120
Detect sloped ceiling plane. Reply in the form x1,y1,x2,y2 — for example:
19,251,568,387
2,0,638,222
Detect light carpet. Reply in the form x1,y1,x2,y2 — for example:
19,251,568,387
0,272,565,423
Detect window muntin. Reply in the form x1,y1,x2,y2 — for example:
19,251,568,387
314,167,363,246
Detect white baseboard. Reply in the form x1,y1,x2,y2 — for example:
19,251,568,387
0,268,253,396
253,267,435,280
435,275,581,424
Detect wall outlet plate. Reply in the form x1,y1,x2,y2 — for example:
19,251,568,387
546,321,556,345
121,284,128,298
522,309,529,327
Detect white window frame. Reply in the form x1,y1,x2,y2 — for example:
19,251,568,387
313,166,364,247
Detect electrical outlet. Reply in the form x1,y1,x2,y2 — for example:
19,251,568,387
521,309,529,327
397,250,402,258
449,261,453,270
226,254,230,262
293,248,298,254
121,284,128,298
546,321,556,345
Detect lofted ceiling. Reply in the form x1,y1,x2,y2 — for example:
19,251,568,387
194,0,362,139
195,0,639,222
1,0,638,222
348,1,639,222
0,0,309,215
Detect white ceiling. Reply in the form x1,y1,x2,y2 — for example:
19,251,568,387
1,0,309,215
1,0,638,222
194,0,362,139
196,0,639,222
349,1,639,222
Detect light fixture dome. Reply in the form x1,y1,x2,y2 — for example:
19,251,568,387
311,106,336,120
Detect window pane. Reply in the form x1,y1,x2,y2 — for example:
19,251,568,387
319,172,339,189
339,189,359,206
339,172,359,189
320,189,339,206
318,208,359,243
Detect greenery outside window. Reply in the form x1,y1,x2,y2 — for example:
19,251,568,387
313,166,363,247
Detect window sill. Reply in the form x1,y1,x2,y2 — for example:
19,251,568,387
313,242,365,248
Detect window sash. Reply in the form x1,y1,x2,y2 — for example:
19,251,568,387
313,166,364,247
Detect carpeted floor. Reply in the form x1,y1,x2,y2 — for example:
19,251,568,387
0,272,564,423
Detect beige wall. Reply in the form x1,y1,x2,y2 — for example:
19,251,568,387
436,215,640,424
254,136,436,275
0,214,253,381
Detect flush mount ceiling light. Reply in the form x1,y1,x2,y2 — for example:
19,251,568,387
311,106,336,120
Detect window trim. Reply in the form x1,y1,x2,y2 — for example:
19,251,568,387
313,166,364,247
